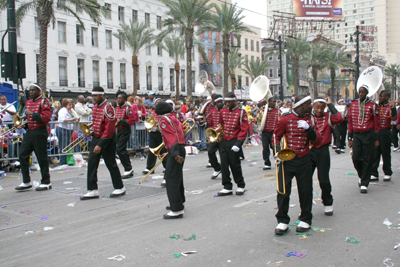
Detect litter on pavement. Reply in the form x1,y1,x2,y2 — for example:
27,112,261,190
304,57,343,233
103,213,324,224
345,237,359,244
107,254,126,261
383,258,394,267
43,227,54,231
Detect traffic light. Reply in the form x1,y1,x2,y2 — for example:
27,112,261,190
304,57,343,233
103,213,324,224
0,51,25,79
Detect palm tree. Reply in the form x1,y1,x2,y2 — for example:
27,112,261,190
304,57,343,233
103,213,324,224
159,35,185,100
114,21,155,96
161,0,214,98
285,34,310,94
384,64,400,96
0,0,103,92
242,58,270,81
226,51,243,90
303,42,329,98
202,3,254,95
326,46,355,99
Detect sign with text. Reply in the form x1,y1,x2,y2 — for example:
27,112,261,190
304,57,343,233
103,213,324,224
293,0,344,21
234,90,250,100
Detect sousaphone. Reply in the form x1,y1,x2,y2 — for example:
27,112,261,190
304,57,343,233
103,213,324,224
356,66,383,98
195,70,215,96
249,75,273,131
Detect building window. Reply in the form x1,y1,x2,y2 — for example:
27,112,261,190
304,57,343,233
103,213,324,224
269,69,273,78
145,13,150,27
146,44,151,55
245,76,250,86
216,51,221,65
58,21,66,42
59,57,68,86
245,38,248,50
208,31,212,41
147,66,152,90
157,44,162,56
120,63,126,89
217,74,221,86
256,41,259,52
251,55,254,61
107,62,113,89
34,17,40,39
208,48,212,62
132,10,138,22
181,69,185,92
104,3,111,19
106,30,112,48
157,16,162,30
93,60,99,87
119,38,125,50
77,59,85,87
238,76,242,89
251,40,254,51
245,55,248,64
170,68,174,91
91,27,98,47
200,32,204,40
158,67,163,91
135,67,140,90
216,32,220,42
76,25,84,44
118,6,124,22
191,49,195,61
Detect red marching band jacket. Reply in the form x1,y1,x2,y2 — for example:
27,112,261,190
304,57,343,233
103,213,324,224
311,103,344,148
25,96,51,130
92,100,116,148
206,105,222,130
374,103,397,132
262,107,281,132
219,105,249,146
273,112,322,158
348,99,376,138
115,103,136,130
159,114,185,158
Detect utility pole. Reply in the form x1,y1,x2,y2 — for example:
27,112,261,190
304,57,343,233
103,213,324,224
278,30,284,101
7,0,18,84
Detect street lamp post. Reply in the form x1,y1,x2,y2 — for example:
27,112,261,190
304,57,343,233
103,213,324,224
278,30,284,101
350,20,363,99
395,66,398,101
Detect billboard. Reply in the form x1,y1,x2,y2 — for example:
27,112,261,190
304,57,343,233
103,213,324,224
293,0,344,21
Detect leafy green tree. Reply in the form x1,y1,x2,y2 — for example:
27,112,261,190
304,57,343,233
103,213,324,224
242,58,270,81
303,42,329,98
384,64,400,97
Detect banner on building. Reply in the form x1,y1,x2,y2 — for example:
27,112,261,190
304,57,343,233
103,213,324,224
293,0,344,21
234,89,250,100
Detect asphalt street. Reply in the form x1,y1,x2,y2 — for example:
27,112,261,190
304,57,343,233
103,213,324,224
0,145,399,267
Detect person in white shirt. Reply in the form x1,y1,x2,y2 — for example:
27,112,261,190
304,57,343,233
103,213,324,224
75,95,92,122
57,99,80,165
0,95,16,123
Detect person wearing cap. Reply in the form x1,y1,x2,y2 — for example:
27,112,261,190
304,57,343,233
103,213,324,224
15,83,52,191
115,92,136,179
166,99,184,123
206,94,224,179
143,98,168,186
273,95,322,235
371,90,397,182
310,97,343,216
144,92,155,107
333,99,349,154
216,92,249,197
348,84,376,194
80,86,126,200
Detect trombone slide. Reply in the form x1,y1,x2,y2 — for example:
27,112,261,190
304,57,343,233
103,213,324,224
139,152,168,184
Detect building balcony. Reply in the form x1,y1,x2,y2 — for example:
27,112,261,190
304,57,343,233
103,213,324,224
120,82,126,89
59,79,68,86
93,81,100,87
107,80,113,89
158,85,163,91
78,80,85,88
181,85,185,92
147,84,152,90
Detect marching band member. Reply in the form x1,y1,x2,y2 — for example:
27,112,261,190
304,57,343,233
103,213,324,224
15,83,52,191
156,102,186,219
371,90,397,182
310,97,343,216
207,94,224,179
348,85,376,194
115,92,136,179
261,97,281,170
333,99,348,154
143,98,168,186
273,95,322,235
391,99,400,151
80,86,125,200
217,92,249,196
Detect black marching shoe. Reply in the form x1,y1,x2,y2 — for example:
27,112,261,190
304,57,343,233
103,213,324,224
15,182,32,191
275,223,289,235
163,210,184,219
296,221,311,233
360,186,368,194
121,169,134,179
217,189,233,196
80,190,100,200
35,183,52,191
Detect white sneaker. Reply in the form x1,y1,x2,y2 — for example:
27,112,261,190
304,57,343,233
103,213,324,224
80,190,99,200
383,175,391,181
206,163,212,168
340,149,345,153
296,221,311,232
110,187,126,197
236,187,245,195
275,223,288,235
160,179,166,187
142,168,150,174
35,183,52,191
263,165,271,170
163,210,184,219
211,171,221,179
324,206,333,216
332,145,337,149
393,147,399,152
360,186,368,194
123,169,133,176
370,175,378,181
217,188,233,196
15,182,33,190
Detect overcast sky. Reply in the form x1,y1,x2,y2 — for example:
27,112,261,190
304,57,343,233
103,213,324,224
234,0,268,38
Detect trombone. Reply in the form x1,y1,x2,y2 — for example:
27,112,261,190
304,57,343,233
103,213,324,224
183,118,195,135
0,114,27,137
205,124,224,143
61,123,93,153
274,134,296,195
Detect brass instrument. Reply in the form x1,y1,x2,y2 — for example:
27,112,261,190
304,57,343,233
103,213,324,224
0,114,27,137
144,114,158,132
256,108,263,127
139,143,168,184
183,118,195,135
249,75,273,131
61,123,93,153
205,124,224,143
275,134,296,195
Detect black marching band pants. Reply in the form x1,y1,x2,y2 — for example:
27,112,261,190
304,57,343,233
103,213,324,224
165,144,186,212
276,154,313,225
117,127,133,172
352,129,375,187
391,125,399,148
87,135,124,190
146,131,167,170
262,131,274,166
334,122,348,149
19,126,50,184
372,128,393,177
208,141,221,172
220,139,245,190
310,144,333,206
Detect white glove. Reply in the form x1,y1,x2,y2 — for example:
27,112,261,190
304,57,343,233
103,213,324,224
274,152,284,164
151,126,157,132
297,120,310,130
231,145,240,152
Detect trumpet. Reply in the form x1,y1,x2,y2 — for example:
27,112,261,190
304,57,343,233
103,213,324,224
205,124,224,143
183,118,195,135
144,114,158,132
61,123,93,153
0,114,27,137
275,134,296,195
